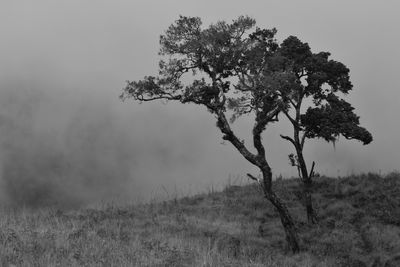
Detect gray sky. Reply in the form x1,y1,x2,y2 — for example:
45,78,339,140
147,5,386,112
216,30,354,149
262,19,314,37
0,1,399,204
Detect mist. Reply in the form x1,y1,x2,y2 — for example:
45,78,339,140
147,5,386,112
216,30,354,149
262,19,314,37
0,78,243,208
0,85,134,208
0,1,399,208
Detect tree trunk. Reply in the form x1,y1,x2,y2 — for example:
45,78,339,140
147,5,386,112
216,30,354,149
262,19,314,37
266,191,300,253
216,110,300,252
261,166,300,253
303,180,317,224
296,149,318,224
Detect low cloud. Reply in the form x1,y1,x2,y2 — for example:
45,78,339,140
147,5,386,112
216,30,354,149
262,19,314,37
0,86,135,209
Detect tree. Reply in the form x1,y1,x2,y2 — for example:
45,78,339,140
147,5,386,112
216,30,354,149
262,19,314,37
121,16,301,252
276,36,373,223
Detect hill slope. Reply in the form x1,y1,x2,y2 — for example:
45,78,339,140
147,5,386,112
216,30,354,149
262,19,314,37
1,173,400,266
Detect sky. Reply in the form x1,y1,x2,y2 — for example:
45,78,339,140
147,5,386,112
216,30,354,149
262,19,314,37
0,1,399,206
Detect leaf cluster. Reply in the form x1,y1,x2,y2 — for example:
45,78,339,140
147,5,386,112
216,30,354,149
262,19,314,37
302,94,373,144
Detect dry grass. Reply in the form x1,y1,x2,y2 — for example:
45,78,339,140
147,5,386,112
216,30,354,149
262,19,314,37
1,172,400,266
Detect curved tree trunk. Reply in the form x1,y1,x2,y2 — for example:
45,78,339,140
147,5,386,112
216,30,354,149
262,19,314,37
217,111,300,253
261,166,300,253
266,191,300,252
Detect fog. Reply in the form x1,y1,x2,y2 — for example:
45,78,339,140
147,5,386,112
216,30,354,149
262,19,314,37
0,1,399,208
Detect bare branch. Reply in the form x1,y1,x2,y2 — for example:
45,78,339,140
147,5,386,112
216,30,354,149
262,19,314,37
288,98,297,109
247,173,263,188
137,95,182,102
280,134,296,147
309,161,315,178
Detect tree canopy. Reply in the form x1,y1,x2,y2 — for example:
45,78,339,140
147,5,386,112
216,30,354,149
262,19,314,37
122,16,372,149
277,36,372,147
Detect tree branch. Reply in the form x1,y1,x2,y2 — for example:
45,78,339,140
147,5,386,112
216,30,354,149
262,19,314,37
287,97,297,109
247,173,263,188
309,161,315,178
216,110,260,166
280,134,296,147
252,105,281,158
300,130,308,149
137,94,182,102
172,64,199,79
234,70,256,92
282,109,298,128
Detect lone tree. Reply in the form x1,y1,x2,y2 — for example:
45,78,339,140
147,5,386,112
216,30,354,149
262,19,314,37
121,16,301,252
276,36,373,223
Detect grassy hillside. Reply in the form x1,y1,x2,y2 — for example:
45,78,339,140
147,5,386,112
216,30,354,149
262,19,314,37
1,173,400,266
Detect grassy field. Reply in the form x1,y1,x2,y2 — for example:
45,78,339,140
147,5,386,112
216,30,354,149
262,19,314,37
1,173,400,266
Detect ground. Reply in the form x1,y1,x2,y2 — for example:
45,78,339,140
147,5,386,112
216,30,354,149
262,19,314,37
1,172,400,266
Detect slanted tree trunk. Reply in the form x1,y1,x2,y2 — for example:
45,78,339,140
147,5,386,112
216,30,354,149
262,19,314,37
217,112,300,253
267,191,300,252
251,165,300,253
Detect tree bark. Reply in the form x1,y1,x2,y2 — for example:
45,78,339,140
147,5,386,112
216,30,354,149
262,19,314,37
261,166,300,253
266,191,300,252
303,179,317,224
295,150,317,224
